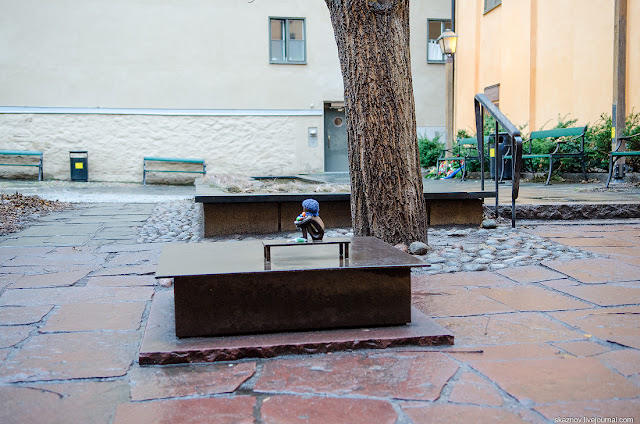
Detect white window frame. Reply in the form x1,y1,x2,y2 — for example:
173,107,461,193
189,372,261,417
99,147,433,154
269,17,307,65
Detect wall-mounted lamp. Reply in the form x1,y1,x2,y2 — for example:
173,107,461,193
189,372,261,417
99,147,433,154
436,28,458,57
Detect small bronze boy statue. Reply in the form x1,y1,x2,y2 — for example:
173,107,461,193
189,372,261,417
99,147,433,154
295,198,325,241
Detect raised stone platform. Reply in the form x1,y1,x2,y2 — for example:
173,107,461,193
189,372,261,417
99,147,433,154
139,291,454,364
155,237,427,337
195,182,493,236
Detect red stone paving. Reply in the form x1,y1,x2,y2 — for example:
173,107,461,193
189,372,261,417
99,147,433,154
435,312,584,346
550,306,640,349
140,291,452,364
412,288,515,317
496,265,568,283
534,399,640,422
449,343,562,362
10,268,93,288
0,380,130,424
112,397,256,424
553,237,637,247
541,258,640,283
129,362,256,401
92,264,157,276
547,283,640,306
0,325,34,348
4,251,107,267
260,395,397,424
448,371,504,406
41,302,147,332
255,352,458,401
86,275,157,287
401,403,546,424
472,357,640,404
413,271,516,290
474,285,591,311
0,305,53,325
0,286,154,306
0,331,138,382
107,251,158,266
550,341,611,357
594,349,640,376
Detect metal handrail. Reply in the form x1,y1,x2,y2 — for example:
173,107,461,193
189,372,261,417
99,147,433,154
474,93,523,227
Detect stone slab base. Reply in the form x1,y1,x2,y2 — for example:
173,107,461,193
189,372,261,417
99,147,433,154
491,203,640,220
139,292,454,365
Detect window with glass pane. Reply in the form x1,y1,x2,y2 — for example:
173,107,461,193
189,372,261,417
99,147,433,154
427,19,452,63
484,0,502,14
269,17,306,64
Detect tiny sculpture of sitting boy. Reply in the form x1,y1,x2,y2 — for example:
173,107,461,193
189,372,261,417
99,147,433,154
295,198,325,241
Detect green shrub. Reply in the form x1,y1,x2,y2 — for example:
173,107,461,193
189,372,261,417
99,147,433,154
418,133,444,168
585,110,640,171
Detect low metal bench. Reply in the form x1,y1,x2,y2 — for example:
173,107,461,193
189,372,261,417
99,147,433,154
606,132,640,187
503,126,588,185
143,156,206,185
0,150,43,181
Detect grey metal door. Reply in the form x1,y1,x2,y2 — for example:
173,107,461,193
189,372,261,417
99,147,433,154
324,107,348,172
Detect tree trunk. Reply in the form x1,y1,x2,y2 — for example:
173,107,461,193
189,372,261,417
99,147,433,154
325,0,428,246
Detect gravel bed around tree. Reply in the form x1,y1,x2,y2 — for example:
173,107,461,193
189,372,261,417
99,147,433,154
137,199,598,274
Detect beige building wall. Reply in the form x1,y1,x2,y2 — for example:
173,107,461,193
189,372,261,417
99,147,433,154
454,0,638,136
0,0,449,182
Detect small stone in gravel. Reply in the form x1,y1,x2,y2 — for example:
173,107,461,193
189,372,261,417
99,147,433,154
409,241,429,255
157,278,173,288
394,243,409,253
481,219,497,229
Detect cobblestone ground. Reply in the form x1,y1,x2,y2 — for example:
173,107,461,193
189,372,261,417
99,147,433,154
137,199,599,274
0,201,639,424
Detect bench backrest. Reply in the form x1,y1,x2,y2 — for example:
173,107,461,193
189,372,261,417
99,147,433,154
144,157,205,164
0,150,43,156
530,126,586,140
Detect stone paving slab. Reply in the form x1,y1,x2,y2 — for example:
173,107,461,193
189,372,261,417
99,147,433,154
0,380,130,424
0,286,154,306
542,257,640,283
534,399,640,423
0,305,53,325
412,288,516,317
550,340,611,357
545,282,640,306
140,292,453,365
436,312,585,346
86,275,157,287
40,302,147,332
550,306,640,349
10,268,94,289
254,351,458,401
129,362,256,401
471,357,640,404
0,331,139,382
401,403,545,424
473,285,593,311
495,264,568,283
112,397,256,424
0,325,34,348
447,371,504,406
261,396,398,424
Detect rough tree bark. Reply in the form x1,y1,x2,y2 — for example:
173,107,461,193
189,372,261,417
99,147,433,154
325,0,428,246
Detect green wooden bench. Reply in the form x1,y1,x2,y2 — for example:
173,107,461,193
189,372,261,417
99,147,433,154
0,150,43,181
606,132,640,187
143,157,206,185
503,126,587,185
436,136,489,180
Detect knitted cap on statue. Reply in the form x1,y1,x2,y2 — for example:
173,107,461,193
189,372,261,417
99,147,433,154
296,198,324,241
